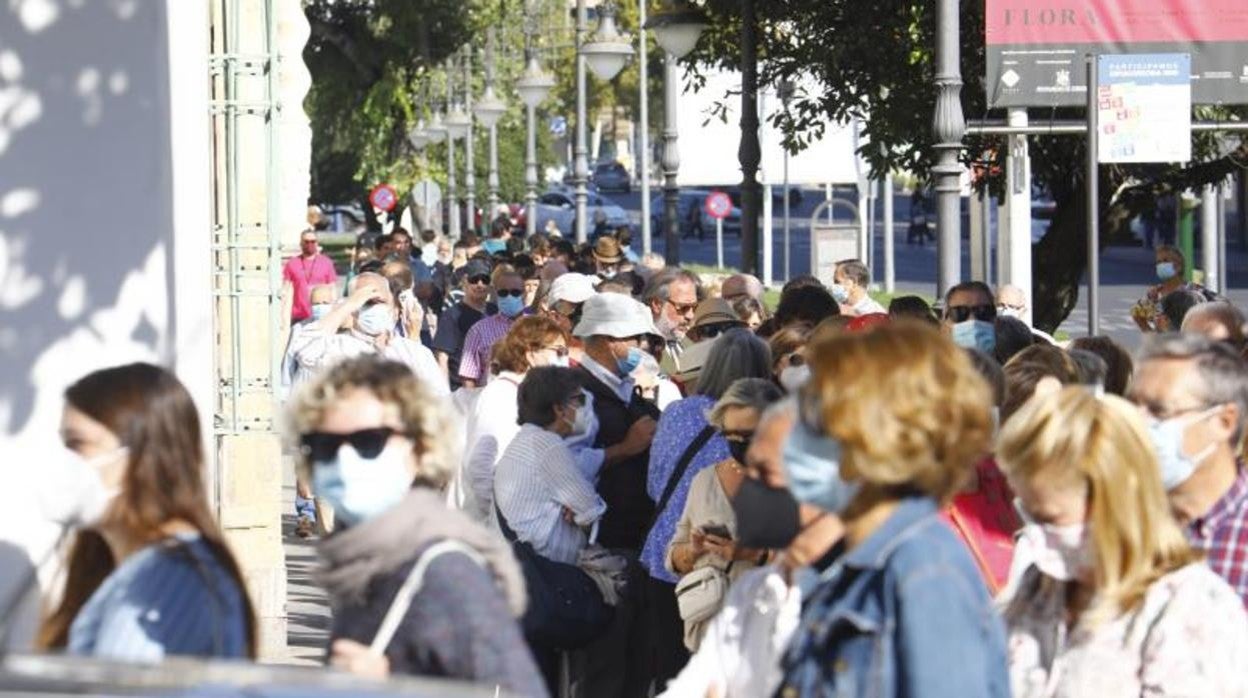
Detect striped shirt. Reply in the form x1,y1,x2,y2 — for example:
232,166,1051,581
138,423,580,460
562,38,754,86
1186,463,1248,609
458,313,519,384
289,327,449,397
493,424,606,564
69,534,248,661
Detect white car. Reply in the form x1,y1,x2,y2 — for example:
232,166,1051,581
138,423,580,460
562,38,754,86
533,190,632,237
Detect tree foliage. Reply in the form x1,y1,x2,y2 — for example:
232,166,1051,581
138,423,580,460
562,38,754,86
687,0,1246,331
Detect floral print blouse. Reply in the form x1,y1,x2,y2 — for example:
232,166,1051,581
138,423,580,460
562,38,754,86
1001,561,1248,697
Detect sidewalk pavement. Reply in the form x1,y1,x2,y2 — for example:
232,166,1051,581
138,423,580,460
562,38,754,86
280,471,330,667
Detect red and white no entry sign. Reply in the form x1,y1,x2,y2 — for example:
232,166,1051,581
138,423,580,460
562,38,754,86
369,184,398,212
704,191,732,220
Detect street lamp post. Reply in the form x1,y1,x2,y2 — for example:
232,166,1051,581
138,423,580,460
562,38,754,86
638,0,651,255
645,1,706,266
778,80,794,282
739,0,761,275
474,29,508,220
932,0,966,295
516,40,556,238
461,45,477,236
443,60,460,238
573,0,589,243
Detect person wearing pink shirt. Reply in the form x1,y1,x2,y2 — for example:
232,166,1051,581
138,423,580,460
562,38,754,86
283,230,338,322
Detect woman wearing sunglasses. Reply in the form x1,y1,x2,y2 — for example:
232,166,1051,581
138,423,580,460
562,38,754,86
458,315,571,522
288,356,546,695
42,363,256,661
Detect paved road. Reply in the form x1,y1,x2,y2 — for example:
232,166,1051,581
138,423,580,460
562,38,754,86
282,468,330,666
598,186,1247,350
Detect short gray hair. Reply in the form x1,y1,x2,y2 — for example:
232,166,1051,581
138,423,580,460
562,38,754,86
641,267,701,305
707,378,785,429
695,328,772,399
1138,333,1248,446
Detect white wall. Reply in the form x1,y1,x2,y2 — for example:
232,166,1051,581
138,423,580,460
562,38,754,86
675,68,863,188
0,0,211,459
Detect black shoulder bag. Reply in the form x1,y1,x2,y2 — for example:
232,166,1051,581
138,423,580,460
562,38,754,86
494,502,614,650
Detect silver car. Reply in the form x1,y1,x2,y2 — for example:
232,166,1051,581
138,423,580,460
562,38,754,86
533,189,632,237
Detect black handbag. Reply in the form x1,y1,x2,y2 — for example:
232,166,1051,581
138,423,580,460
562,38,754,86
494,502,614,650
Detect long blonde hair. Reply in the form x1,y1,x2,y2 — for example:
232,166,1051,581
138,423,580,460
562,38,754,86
997,387,1200,622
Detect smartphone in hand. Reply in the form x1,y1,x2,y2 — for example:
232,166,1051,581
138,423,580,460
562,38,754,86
701,523,731,539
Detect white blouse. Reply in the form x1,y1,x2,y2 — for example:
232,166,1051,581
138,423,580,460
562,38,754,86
1002,561,1248,698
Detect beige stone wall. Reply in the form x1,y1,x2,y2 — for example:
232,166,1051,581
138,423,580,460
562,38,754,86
209,0,312,661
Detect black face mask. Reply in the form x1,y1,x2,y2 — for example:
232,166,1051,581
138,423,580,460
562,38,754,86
731,478,802,550
727,439,750,466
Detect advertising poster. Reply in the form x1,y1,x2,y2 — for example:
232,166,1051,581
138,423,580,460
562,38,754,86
1096,53,1192,163
985,0,1248,107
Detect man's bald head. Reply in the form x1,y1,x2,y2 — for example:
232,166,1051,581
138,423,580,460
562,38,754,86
309,284,337,305
996,284,1028,312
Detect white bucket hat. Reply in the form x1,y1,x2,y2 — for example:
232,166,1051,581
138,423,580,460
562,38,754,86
547,273,600,306
573,292,661,339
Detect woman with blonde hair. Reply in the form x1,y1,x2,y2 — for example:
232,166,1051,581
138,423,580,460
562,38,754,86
776,322,1009,697
287,356,546,695
998,386,1248,697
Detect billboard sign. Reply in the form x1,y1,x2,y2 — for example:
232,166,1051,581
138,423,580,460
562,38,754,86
985,0,1248,107
1097,54,1192,163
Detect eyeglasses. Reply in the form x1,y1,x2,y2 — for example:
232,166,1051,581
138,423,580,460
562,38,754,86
497,288,524,298
666,299,699,316
945,304,997,323
541,345,570,358
467,274,491,286
721,430,755,442
300,427,405,463
1138,401,1216,422
300,239,317,245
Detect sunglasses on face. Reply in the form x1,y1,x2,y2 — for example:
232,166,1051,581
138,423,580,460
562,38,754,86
785,352,806,367
541,345,570,358
300,427,405,463
497,288,524,298
666,299,699,316
467,274,491,286
945,304,997,323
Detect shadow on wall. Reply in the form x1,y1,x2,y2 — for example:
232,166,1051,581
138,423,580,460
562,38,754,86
0,0,175,450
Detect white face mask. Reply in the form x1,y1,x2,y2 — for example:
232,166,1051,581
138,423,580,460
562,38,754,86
998,305,1025,320
356,302,394,336
569,402,593,437
779,364,811,393
63,446,128,528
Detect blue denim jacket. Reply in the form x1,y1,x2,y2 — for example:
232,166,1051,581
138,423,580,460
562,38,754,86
776,496,1010,698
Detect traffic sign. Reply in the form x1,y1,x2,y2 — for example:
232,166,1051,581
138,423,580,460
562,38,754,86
704,191,732,220
369,184,398,212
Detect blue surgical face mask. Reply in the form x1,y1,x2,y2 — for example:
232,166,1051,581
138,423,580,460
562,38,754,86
356,302,394,336
311,442,413,526
1147,408,1218,490
616,346,645,377
498,294,525,318
830,283,850,305
1156,261,1177,281
310,303,332,321
782,418,859,513
952,319,996,355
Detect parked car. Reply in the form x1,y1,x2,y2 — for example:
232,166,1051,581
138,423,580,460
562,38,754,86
590,161,631,193
649,189,742,240
531,190,632,237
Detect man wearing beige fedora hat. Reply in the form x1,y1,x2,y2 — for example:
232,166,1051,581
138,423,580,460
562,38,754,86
592,235,625,281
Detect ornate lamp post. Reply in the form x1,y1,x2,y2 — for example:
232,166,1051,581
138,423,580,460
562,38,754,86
515,38,556,238
645,1,706,265
932,0,965,294
474,29,508,219
575,0,633,242
441,60,461,238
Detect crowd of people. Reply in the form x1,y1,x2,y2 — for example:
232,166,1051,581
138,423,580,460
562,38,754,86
11,211,1248,698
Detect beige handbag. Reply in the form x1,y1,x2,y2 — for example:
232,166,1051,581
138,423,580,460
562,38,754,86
674,563,731,624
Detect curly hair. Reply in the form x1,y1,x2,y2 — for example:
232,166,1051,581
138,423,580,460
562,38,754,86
490,315,568,375
285,356,460,489
802,321,993,503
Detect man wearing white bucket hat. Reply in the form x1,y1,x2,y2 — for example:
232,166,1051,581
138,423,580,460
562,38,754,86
570,293,663,695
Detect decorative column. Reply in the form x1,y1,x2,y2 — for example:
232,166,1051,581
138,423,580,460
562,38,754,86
932,0,965,295
738,0,761,275
461,45,476,236
573,0,589,242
